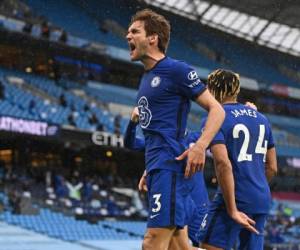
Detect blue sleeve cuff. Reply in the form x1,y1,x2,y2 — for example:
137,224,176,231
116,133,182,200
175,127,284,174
192,87,207,101
128,120,138,128
267,144,275,149
209,140,225,148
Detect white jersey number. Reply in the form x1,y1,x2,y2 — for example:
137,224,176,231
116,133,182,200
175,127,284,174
233,124,268,162
152,194,162,213
138,96,152,129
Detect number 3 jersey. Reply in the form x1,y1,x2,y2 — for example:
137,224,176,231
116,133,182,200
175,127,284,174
136,57,206,174
204,103,275,214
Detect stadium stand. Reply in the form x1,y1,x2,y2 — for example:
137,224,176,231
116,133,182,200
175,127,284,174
0,221,102,250
0,208,144,241
0,1,299,249
0,67,130,134
0,66,299,156
23,0,300,88
1,170,300,247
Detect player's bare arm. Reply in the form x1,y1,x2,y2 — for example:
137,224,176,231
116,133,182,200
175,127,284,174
194,90,225,149
244,102,277,181
177,90,225,178
265,147,277,182
211,143,259,234
138,170,148,192
131,107,139,123
245,102,277,182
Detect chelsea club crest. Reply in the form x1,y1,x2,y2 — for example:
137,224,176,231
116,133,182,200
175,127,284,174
151,76,161,87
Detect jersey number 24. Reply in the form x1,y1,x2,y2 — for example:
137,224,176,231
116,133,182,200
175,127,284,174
233,124,268,162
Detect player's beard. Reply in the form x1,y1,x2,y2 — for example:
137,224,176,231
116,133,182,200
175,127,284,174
140,46,159,66
134,41,149,61
133,40,160,68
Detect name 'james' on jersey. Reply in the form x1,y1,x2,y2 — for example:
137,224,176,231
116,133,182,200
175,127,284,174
202,103,275,214
136,57,206,174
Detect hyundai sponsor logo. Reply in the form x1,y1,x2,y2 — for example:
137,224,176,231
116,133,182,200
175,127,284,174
188,70,198,81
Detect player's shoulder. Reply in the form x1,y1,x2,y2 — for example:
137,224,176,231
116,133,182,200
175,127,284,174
223,102,256,114
167,57,188,66
225,103,270,124
256,110,270,124
167,57,194,73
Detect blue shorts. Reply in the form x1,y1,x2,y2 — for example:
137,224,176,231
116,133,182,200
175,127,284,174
188,204,209,247
197,204,267,250
146,169,194,228
237,215,266,250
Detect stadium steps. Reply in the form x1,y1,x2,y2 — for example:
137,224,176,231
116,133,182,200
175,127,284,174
267,114,300,137
0,208,145,241
69,88,108,112
6,75,59,105
0,221,101,250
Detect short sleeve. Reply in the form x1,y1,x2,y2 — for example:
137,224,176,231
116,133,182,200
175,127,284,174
200,117,225,148
185,131,200,146
174,62,206,100
124,121,145,151
210,131,225,147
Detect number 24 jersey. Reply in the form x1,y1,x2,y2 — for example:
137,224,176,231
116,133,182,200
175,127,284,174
204,103,275,214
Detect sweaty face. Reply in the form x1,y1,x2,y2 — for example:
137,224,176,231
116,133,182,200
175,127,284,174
126,21,149,61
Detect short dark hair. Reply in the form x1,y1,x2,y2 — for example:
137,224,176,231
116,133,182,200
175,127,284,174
207,69,240,102
130,9,170,53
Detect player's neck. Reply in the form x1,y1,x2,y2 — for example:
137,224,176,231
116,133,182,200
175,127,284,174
142,51,165,71
222,97,237,105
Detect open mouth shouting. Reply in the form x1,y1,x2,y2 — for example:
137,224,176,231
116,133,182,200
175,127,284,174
129,42,136,56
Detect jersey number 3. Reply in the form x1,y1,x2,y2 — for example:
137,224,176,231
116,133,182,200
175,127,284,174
233,124,268,162
138,96,152,129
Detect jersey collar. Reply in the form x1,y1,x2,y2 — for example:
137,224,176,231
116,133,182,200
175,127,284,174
223,102,240,106
144,56,167,72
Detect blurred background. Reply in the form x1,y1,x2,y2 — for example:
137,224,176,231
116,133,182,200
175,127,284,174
0,0,299,249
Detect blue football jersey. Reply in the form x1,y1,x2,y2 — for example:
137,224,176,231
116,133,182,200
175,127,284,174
124,122,209,209
136,57,206,173
203,103,275,214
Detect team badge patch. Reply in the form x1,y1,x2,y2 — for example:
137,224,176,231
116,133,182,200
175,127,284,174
151,76,161,87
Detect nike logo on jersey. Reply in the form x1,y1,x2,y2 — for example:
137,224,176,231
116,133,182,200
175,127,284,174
150,214,160,219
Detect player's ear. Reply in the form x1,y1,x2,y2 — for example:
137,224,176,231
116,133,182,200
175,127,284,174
148,34,158,45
